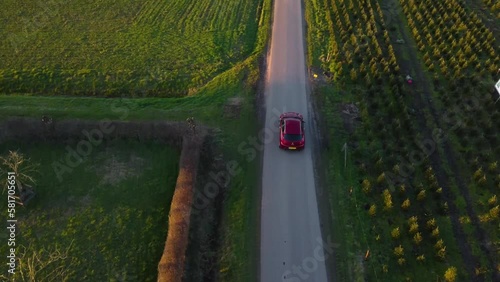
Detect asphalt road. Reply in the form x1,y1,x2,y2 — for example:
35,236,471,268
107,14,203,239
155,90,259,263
259,0,329,281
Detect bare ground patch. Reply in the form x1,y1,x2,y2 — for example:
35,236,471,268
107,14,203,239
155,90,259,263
223,97,244,118
94,153,149,187
340,103,360,135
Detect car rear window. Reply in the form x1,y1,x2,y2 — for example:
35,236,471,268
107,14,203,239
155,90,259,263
284,134,302,141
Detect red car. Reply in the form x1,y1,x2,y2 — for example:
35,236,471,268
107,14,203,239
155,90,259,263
279,112,305,150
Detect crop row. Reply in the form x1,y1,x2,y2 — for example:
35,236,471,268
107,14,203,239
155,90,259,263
308,0,468,279
0,68,191,97
0,0,262,96
403,0,498,77
399,0,500,269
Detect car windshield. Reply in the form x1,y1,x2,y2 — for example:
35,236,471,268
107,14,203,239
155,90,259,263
284,134,302,141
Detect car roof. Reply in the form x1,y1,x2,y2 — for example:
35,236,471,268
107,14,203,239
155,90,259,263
284,118,301,134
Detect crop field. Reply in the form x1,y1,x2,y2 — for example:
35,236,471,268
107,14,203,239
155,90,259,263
0,0,263,97
0,0,272,280
0,141,180,281
306,0,499,280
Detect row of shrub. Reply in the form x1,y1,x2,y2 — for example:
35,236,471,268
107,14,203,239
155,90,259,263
0,68,200,97
309,0,469,279
400,0,500,265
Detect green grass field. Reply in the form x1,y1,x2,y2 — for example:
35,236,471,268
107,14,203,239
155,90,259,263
0,141,180,281
0,57,264,281
0,0,272,279
0,0,263,97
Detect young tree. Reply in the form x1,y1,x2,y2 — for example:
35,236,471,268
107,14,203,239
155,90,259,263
417,190,426,201
362,179,371,194
488,195,497,206
391,227,400,239
444,266,457,282
383,189,393,211
488,161,497,172
426,218,436,230
368,204,377,217
489,205,499,220
401,198,411,210
416,254,425,262
409,222,419,234
431,227,440,238
413,232,422,245
394,245,404,257
436,247,446,260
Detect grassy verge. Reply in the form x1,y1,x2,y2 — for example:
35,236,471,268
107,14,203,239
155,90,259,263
316,85,367,282
215,0,272,280
0,140,180,281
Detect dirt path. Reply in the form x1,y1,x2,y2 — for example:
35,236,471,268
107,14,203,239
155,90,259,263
382,0,485,280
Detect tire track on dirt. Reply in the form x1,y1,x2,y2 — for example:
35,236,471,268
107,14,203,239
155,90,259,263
382,0,482,280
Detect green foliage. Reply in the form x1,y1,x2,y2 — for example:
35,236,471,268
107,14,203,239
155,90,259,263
394,245,404,257
417,190,426,201
401,198,411,210
444,267,457,282
436,247,447,260
391,227,401,239
416,254,425,262
426,218,436,230
431,227,440,238
413,232,423,245
0,141,180,280
369,204,377,216
362,179,371,194
382,189,393,211
489,205,499,219
488,195,497,206
377,172,386,184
